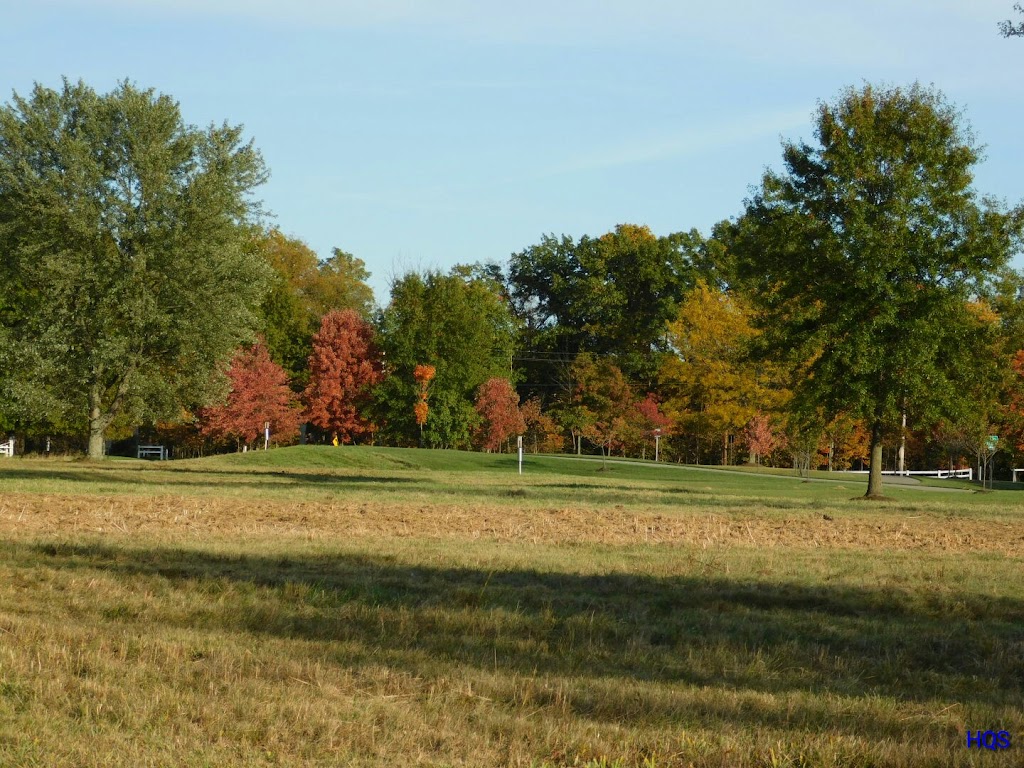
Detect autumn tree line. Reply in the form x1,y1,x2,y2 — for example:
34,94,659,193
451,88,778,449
2,80,1023,493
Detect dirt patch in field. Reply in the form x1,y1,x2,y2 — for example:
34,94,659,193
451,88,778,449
0,493,1021,556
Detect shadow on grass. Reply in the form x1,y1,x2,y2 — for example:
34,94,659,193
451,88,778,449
9,538,1023,742
0,466,794,510
0,468,422,492
540,482,709,495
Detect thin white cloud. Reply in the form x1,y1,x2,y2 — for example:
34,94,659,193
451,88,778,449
545,106,814,178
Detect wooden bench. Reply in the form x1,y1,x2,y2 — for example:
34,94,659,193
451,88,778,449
137,444,167,460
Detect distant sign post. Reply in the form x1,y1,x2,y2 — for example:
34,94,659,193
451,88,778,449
985,435,999,490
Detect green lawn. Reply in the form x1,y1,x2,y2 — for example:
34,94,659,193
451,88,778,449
0,447,1021,767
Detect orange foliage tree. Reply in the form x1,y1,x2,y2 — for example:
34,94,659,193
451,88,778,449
519,397,564,454
413,364,436,443
474,378,525,452
564,353,634,459
303,309,384,444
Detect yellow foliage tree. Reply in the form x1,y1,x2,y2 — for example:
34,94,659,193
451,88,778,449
660,280,786,464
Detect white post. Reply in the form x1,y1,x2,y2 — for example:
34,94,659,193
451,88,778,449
264,422,270,451
898,412,906,476
517,435,523,475
654,429,661,463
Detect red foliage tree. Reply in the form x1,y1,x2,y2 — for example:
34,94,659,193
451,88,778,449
474,377,525,452
632,393,672,459
200,342,304,449
304,310,384,444
742,412,778,465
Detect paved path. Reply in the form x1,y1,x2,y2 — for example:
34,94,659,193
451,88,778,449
539,455,972,494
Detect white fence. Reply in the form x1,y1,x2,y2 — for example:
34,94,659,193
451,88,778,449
0,438,13,458
836,468,973,480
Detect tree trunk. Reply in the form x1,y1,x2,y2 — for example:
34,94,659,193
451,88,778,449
87,386,108,459
87,424,105,459
865,422,885,498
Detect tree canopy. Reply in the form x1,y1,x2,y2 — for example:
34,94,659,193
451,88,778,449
256,230,375,388
0,79,270,457
659,279,776,464
999,3,1024,36
304,309,383,444
374,269,518,448
474,377,525,452
735,83,1022,496
507,224,696,387
199,341,304,449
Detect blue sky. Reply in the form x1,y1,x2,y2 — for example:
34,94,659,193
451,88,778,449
3,1,1023,304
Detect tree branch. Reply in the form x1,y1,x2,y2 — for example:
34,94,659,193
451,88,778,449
999,3,1024,36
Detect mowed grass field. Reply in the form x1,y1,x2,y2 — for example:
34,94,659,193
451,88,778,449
0,447,1022,767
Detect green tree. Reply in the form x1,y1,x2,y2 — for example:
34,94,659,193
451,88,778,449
0,79,270,458
508,224,695,387
374,269,518,448
736,83,1021,497
307,248,374,319
257,231,321,386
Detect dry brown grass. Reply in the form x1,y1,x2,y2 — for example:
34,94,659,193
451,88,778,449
1,491,1022,556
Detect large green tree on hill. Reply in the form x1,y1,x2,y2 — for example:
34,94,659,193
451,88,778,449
507,224,696,388
0,79,270,458
736,83,1022,497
